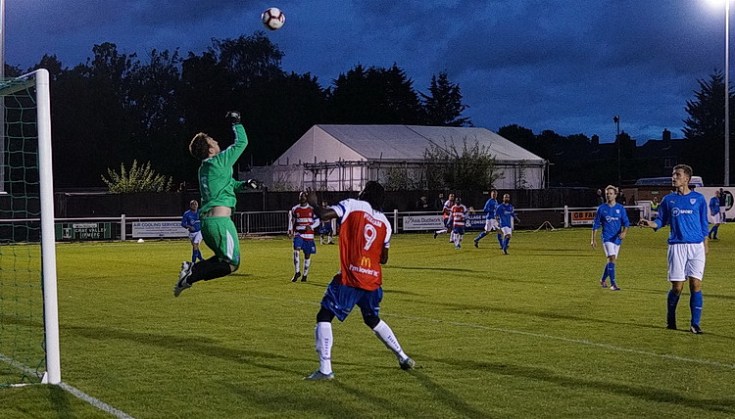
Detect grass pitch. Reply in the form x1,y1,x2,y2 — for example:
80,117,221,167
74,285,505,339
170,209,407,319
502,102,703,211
2,225,735,418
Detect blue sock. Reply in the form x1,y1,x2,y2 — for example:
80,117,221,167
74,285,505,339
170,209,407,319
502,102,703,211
713,225,719,238
503,237,510,250
608,263,616,287
667,290,681,325
475,232,487,242
690,291,703,327
600,264,609,281
497,234,503,247
708,226,715,237
196,250,204,262
191,250,197,263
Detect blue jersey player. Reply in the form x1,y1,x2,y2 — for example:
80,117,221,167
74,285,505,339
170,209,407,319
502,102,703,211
181,200,205,264
495,193,520,255
708,190,721,240
639,164,709,334
591,185,629,291
473,189,501,248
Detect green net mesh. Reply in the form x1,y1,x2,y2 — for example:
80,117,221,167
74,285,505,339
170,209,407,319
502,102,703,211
0,74,46,386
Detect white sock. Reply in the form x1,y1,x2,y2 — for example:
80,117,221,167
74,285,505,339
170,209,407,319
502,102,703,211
372,320,407,361
293,250,300,274
315,322,333,374
303,258,312,277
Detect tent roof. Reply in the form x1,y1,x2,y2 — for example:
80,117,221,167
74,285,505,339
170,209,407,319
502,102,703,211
315,125,545,163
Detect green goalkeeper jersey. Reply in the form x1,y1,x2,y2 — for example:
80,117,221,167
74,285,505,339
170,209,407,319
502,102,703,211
198,124,249,214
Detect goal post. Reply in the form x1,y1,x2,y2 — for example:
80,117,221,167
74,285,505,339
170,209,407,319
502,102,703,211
0,68,61,385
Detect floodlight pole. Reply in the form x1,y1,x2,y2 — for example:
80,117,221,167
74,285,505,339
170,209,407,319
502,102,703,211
726,0,731,186
614,115,621,186
0,0,5,189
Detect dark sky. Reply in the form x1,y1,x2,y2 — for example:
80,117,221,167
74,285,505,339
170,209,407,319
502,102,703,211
4,0,731,143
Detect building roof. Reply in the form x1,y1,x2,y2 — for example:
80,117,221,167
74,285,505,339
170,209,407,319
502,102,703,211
275,124,545,165
636,138,685,159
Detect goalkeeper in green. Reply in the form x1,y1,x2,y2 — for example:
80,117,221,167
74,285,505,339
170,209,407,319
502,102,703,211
174,111,258,297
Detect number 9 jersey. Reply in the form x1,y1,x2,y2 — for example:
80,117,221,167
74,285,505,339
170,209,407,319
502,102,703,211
331,198,391,291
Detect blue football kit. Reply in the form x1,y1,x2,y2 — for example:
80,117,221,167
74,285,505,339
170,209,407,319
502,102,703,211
592,203,630,245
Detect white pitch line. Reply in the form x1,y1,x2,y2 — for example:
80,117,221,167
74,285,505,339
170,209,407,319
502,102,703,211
58,382,135,419
250,294,735,370
387,313,735,370
1,352,134,419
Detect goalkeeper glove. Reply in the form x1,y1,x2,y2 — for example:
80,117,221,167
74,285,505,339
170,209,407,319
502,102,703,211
226,111,241,125
245,179,262,189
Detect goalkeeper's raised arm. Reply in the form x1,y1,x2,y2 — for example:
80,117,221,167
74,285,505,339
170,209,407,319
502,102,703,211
173,111,250,298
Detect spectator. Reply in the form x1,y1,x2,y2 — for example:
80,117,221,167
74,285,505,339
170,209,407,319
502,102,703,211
415,195,430,211
596,188,604,205
433,193,445,211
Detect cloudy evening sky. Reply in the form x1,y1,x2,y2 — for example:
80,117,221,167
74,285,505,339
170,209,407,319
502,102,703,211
4,0,732,143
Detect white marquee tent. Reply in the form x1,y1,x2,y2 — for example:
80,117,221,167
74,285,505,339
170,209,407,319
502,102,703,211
250,125,547,191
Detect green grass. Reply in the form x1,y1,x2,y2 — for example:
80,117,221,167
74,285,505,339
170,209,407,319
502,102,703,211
2,225,735,418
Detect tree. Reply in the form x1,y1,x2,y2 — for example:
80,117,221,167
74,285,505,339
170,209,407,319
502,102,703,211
420,72,471,126
42,43,140,187
423,139,501,190
327,64,423,124
383,166,418,191
101,160,173,193
683,71,734,184
127,49,189,180
498,124,536,152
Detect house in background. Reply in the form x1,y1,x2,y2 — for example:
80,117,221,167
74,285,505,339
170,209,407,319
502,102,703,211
248,125,547,191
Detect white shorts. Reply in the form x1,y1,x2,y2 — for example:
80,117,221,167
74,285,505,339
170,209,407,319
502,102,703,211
484,219,499,231
711,213,722,224
667,243,705,282
500,226,513,236
602,242,620,258
189,231,203,245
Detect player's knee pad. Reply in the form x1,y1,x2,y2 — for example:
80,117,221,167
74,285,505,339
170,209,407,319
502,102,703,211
316,307,335,323
362,314,380,329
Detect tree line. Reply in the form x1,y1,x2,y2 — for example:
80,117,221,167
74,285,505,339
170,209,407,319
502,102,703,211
6,31,733,189
6,32,470,188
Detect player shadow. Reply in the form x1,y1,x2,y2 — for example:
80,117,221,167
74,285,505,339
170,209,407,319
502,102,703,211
398,368,494,418
629,287,735,301
421,355,735,415
62,324,307,376
389,265,482,274
221,369,463,418
401,298,735,340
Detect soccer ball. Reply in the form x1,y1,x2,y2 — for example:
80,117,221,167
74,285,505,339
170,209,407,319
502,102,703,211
261,7,285,31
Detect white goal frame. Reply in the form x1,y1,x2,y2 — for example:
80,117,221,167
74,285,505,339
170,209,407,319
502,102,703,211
0,69,61,384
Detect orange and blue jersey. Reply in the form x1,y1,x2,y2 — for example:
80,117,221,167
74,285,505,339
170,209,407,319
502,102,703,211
331,198,391,291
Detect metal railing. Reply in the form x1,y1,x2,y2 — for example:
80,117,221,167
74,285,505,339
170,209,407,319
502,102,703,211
0,205,645,243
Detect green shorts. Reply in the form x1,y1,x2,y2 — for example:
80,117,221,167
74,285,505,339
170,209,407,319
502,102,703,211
201,216,240,266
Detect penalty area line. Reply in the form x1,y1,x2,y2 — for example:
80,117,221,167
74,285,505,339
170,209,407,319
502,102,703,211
387,313,735,370
58,382,135,419
247,294,735,370
1,352,134,419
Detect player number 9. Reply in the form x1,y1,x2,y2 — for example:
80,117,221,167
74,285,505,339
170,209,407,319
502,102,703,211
363,224,377,251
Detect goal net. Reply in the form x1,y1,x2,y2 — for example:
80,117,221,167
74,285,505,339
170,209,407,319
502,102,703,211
0,69,60,386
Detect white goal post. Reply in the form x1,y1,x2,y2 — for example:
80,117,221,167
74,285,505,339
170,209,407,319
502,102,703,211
0,69,61,385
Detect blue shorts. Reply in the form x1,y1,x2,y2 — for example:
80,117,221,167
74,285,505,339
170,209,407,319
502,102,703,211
452,226,465,235
320,275,383,322
443,218,452,229
318,224,332,235
293,236,317,255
